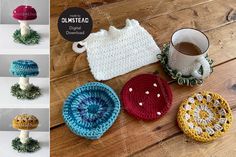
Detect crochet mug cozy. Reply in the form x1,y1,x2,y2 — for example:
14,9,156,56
121,74,173,120
177,91,233,142
63,82,120,140
72,19,161,81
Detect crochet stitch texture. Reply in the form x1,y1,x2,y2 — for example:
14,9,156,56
121,74,173,120
10,60,39,77
63,82,120,140
73,19,161,81
177,91,233,142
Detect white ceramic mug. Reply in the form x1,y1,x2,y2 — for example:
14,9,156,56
168,28,210,79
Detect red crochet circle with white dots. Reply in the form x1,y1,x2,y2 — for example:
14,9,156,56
121,74,173,120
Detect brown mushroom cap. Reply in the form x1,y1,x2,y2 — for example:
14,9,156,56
12,114,39,130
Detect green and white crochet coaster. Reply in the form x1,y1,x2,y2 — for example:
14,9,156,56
157,44,213,86
12,137,40,153
13,29,40,45
11,84,41,100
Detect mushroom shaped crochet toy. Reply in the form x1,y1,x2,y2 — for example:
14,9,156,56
12,114,40,153
12,5,40,44
10,60,41,99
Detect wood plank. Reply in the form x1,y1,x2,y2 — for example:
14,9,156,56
50,0,236,79
132,109,236,157
51,0,124,16
50,59,236,157
50,22,236,127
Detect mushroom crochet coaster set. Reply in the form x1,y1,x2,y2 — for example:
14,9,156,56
72,19,161,81
12,114,40,153
10,60,41,99
177,91,233,142
63,82,120,140
12,5,40,45
63,19,233,142
121,74,173,120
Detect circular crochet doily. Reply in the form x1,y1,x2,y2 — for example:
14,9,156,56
121,74,173,120
63,82,120,140
177,91,233,142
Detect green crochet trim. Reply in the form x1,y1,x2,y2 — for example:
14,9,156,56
13,29,40,45
12,137,40,153
157,44,213,86
11,83,41,99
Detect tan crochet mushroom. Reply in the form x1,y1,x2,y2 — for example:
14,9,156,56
12,114,39,144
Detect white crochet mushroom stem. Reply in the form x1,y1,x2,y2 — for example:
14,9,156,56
19,77,30,90
18,20,30,36
19,130,29,144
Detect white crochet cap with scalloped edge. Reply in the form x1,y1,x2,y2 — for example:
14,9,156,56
73,19,161,81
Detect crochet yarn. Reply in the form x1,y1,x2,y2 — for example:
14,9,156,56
10,60,39,77
121,74,173,120
11,83,41,99
63,82,120,140
13,5,37,20
12,137,40,153
177,91,233,142
157,44,213,86
13,29,40,45
12,114,39,130
73,19,160,81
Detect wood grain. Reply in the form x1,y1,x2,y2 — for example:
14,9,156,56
50,22,236,127
51,0,124,16
50,0,219,79
50,59,236,157
132,109,236,157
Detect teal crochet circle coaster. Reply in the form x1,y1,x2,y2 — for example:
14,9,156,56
63,82,120,140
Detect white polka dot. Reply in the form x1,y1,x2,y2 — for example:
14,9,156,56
157,93,160,98
153,83,157,87
129,88,133,92
145,91,149,95
139,102,143,106
157,112,161,115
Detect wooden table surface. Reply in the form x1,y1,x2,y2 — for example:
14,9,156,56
50,0,236,156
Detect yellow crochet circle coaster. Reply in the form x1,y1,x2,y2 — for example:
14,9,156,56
177,91,233,142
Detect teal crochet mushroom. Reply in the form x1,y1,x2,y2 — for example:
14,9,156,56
10,60,41,99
